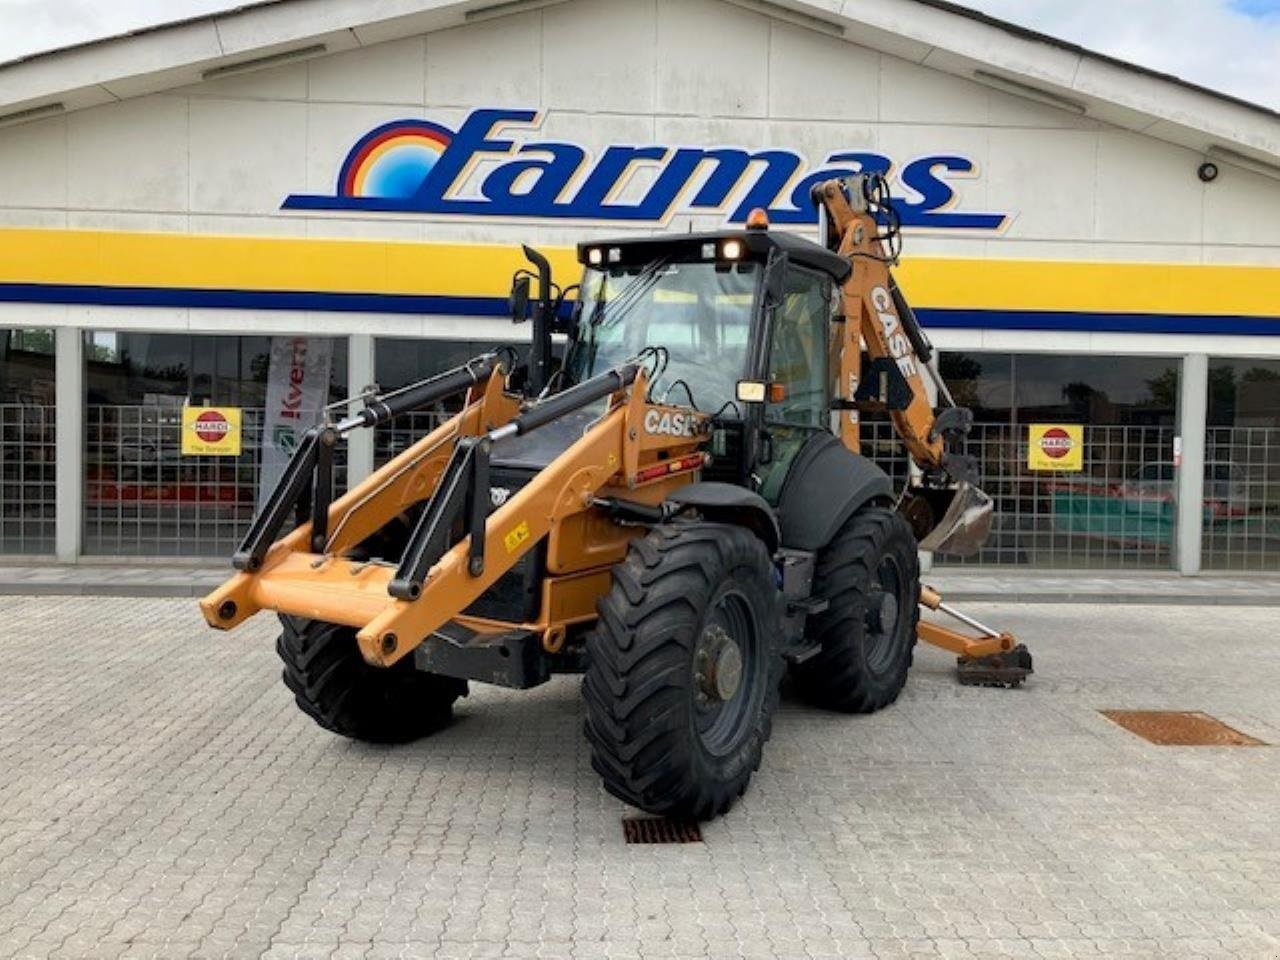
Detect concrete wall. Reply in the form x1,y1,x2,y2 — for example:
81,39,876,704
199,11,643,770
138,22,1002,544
0,0,1277,265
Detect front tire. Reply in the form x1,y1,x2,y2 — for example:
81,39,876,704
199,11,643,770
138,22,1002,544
791,506,920,713
277,616,467,744
584,523,783,820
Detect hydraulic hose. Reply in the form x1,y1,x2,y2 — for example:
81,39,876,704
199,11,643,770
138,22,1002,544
889,277,932,364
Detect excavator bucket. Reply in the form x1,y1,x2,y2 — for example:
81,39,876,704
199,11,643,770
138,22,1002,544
916,481,994,557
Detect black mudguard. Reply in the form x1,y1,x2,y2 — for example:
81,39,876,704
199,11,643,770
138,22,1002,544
775,433,893,551
666,482,781,554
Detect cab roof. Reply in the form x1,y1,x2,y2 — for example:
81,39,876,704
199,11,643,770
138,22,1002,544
575,229,852,283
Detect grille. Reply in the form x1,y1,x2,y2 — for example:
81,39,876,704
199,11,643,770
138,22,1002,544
1101,710,1266,746
0,404,55,555
463,466,541,623
1202,426,1280,572
622,817,703,844
374,410,452,466
84,405,347,558
862,419,1177,569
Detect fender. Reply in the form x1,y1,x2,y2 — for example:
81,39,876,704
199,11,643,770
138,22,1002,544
665,482,780,554
775,434,893,552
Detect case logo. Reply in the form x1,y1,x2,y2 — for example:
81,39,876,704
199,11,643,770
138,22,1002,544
871,286,918,380
644,410,699,438
284,108,1009,230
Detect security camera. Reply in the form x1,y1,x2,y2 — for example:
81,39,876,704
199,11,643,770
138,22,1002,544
1197,161,1219,183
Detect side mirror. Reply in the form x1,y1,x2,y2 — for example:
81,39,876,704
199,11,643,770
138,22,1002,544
509,275,531,323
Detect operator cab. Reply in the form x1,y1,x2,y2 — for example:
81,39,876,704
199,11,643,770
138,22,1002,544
562,224,849,499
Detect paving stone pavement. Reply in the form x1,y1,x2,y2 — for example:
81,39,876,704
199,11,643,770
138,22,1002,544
1,596,1279,960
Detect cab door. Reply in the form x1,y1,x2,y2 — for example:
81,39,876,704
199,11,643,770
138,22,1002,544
756,265,837,503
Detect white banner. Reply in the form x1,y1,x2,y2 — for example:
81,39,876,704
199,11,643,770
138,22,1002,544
257,337,334,510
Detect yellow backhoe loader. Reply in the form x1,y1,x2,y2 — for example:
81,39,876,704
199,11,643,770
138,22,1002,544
201,174,1031,820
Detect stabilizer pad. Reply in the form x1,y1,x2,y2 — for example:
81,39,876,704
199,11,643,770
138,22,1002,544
956,644,1034,688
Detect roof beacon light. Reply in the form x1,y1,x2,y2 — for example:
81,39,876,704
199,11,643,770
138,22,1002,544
746,208,770,231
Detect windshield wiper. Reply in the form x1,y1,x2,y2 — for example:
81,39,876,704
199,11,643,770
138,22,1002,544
589,257,670,331
580,257,669,381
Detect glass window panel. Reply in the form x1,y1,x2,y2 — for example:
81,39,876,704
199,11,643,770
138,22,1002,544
83,333,347,558
928,351,1180,570
0,329,56,555
1203,358,1280,571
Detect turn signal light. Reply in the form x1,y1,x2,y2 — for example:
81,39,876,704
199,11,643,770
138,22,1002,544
768,383,787,403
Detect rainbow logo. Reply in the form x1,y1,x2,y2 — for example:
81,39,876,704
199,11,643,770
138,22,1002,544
336,119,454,200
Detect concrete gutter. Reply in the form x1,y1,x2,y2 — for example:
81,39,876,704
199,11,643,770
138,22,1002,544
2,563,1278,605
927,571,1280,606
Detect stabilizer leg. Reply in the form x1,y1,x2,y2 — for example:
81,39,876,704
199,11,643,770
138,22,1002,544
917,585,1033,688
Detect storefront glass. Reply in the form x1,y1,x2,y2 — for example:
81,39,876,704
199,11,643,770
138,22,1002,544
1203,358,1280,570
0,328,56,554
83,333,347,557
877,352,1182,568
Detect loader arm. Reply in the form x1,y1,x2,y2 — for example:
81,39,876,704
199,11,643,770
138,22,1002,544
202,360,713,672
200,364,521,632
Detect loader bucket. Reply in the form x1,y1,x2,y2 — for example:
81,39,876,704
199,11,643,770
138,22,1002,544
912,482,994,557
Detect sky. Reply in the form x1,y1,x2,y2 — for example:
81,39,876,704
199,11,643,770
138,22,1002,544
0,0,1278,111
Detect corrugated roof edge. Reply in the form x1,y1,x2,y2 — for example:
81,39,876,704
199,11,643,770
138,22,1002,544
0,0,288,70
0,0,1276,126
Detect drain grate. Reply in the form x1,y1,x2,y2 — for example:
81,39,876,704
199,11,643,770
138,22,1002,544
622,817,703,844
1102,710,1267,746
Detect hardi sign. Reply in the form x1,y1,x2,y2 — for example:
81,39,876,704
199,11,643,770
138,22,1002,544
181,406,242,457
283,108,1010,230
1028,424,1083,472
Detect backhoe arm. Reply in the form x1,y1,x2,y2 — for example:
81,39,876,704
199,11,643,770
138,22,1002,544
812,176,1032,688
815,177,947,473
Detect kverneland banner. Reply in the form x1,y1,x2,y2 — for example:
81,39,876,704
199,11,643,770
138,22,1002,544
257,337,333,509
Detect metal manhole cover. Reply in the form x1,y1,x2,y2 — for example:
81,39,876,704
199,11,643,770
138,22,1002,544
622,817,703,844
1101,710,1267,746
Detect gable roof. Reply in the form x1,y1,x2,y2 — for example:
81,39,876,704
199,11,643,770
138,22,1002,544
1,0,1277,170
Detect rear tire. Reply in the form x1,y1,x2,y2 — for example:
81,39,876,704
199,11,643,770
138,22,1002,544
277,616,467,744
791,506,920,713
584,523,784,820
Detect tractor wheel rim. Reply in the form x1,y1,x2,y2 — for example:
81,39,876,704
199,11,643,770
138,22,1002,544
864,556,904,675
693,588,759,756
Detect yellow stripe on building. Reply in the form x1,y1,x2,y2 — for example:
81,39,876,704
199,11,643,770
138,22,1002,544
0,227,1277,318
0,228,580,300
894,258,1280,318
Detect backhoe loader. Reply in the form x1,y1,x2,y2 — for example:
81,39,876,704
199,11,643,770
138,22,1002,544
201,173,1032,820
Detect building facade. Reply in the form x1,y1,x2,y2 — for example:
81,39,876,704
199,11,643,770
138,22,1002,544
1,0,1278,571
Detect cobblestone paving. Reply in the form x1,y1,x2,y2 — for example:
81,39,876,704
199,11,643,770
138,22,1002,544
2,597,1279,959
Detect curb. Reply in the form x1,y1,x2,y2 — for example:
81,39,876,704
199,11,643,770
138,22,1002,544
935,590,1280,606
0,583,220,598
2,582,1276,605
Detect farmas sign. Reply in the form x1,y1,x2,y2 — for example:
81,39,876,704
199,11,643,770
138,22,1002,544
284,108,1009,230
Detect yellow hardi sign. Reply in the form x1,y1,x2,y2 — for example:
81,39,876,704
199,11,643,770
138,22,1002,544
1028,424,1083,472
181,406,243,456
